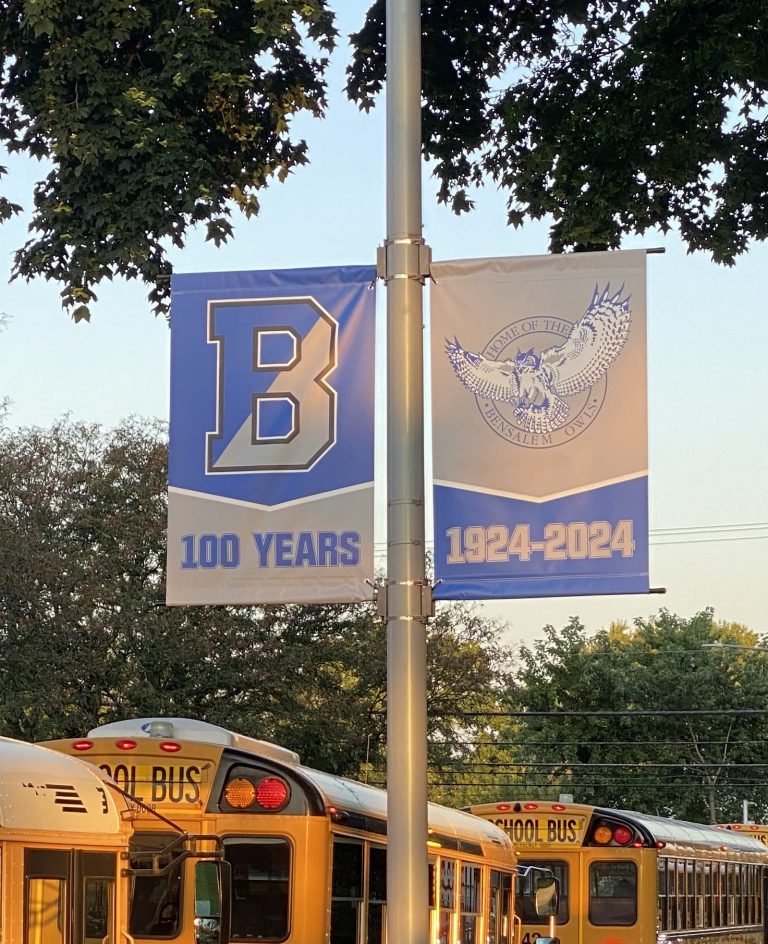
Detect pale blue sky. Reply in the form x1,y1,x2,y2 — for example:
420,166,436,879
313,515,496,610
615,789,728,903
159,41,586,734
1,5,766,641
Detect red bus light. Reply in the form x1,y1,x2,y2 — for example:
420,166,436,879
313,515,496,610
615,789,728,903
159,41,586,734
72,741,93,751
115,739,137,750
256,777,290,810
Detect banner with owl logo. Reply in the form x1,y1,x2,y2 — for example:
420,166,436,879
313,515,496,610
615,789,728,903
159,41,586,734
167,265,376,605
431,250,649,600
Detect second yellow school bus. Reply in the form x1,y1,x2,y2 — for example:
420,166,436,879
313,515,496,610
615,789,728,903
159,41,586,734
46,717,549,944
466,799,768,944
718,823,768,848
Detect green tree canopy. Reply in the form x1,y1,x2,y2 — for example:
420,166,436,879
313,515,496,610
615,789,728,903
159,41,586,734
3,2,767,321
494,611,768,822
0,417,512,794
348,0,768,262
0,0,336,321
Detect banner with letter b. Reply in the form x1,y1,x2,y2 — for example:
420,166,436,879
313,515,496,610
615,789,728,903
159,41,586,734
167,265,375,605
431,250,649,600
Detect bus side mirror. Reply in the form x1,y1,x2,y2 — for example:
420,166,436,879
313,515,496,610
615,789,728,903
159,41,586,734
534,876,559,917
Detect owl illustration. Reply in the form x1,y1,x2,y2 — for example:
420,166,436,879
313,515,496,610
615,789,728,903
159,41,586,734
445,285,631,434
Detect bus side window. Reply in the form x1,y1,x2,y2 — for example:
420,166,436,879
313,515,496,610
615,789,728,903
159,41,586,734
438,859,455,944
588,861,637,927
195,861,222,944
330,839,363,944
78,852,117,944
460,865,482,944
25,850,70,944
226,837,291,942
489,870,513,944
129,832,183,938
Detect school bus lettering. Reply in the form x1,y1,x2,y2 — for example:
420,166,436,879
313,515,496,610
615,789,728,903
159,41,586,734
98,763,202,804
151,765,201,804
547,818,577,844
491,816,579,845
99,763,142,799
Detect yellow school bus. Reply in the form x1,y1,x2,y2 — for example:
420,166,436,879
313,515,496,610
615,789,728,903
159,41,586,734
718,823,768,848
46,717,552,944
466,799,768,944
0,735,133,944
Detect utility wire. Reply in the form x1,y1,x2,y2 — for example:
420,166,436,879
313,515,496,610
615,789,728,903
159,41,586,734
370,520,768,557
454,709,768,718
438,762,768,769
425,781,768,789
438,738,768,746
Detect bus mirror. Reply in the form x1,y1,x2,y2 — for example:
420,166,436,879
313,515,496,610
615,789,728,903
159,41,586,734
534,876,559,917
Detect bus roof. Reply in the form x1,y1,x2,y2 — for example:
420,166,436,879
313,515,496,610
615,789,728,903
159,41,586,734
611,807,768,853
0,736,125,834
296,765,512,851
86,717,300,765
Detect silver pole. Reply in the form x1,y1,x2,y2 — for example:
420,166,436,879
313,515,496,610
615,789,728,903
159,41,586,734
383,0,430,942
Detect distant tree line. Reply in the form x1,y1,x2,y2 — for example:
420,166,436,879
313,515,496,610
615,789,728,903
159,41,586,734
0,418,510,782
1,418,766,823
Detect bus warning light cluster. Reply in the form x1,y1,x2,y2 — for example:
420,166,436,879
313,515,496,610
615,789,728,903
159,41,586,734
224,775,290,811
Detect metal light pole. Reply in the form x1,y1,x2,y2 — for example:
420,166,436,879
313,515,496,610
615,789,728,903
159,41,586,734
378,0,432,942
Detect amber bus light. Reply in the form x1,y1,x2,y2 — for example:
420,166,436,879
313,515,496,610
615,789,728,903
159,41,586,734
224,778,258,809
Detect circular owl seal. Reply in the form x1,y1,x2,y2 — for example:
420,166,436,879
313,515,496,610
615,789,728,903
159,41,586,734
444,285,631,450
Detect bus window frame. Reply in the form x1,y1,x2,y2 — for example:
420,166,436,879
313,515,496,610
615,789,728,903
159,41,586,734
587,859,638,928
459,863,483,944
225,834,293,944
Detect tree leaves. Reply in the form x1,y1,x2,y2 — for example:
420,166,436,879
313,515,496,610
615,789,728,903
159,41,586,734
504,611,768,822
0,418,511,789
348,0,768,261
0,0,337,320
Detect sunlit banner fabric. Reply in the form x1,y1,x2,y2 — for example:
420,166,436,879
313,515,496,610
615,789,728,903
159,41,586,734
167,266,375,605
431,251,649,600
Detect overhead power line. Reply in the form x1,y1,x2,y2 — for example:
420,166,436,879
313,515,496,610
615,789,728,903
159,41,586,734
426,781,768,790
371,520,768,558
436,739,768,747
440,762,768,769
651,522,768,536
455,709,768,718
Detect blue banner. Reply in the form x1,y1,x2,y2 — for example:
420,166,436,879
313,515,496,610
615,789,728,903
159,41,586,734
167,265,376,605
431,251,649,600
